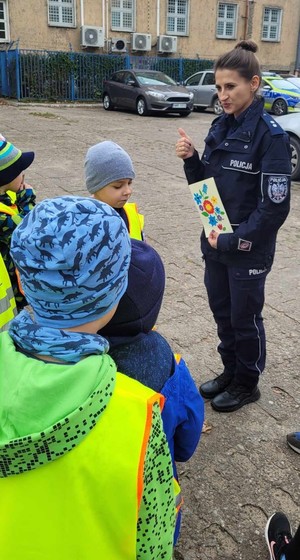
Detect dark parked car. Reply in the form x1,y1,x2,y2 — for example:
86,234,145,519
275,113,300,181
102,69,194,117
183,70,223,115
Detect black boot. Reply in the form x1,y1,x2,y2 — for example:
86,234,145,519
211,380,260,412
199,369,234,399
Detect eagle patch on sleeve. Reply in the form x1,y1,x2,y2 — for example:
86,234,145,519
267,175,289,203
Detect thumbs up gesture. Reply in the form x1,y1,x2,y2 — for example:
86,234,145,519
175,128,195,160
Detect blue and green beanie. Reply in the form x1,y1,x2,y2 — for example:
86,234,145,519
0,137,34,187
10,196,131,327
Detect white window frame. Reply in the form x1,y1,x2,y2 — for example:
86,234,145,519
111,0,135,32
0,0,9,43
216,2,238,40
47,0,76,28
166,0,189,36
261,7,282,42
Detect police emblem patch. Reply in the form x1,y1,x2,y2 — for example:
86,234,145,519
267,175,288,204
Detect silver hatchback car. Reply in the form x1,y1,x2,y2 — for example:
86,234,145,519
184,69,223,115
103,69,194,117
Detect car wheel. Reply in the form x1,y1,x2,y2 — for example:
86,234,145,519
272,98,287,116
212,97,223,115
290,135,300,181
103,93,114,111
136,97,149,116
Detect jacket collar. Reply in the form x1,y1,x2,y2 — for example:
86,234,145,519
223,98,264,142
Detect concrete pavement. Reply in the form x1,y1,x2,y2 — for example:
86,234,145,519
1,100,299,559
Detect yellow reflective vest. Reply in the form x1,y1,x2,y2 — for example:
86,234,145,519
0,368,171,560
0,194,25,296
0,190,17,216
124,202,144,240
0,254,17,331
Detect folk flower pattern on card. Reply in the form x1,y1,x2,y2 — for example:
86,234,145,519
189,177,233,237
193,185,227,230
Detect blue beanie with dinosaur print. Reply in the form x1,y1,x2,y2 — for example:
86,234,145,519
10,196,131,327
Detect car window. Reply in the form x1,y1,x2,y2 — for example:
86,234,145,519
203,73,215,86
123,72,135,85
135,71,176,86
186,73,202,86
111,72,125,83
267,79,299,92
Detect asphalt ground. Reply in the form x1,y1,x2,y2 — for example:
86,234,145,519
1,100,299,559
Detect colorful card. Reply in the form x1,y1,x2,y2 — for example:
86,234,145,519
189,177,233,237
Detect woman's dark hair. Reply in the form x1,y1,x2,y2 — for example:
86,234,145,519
214,40,261,83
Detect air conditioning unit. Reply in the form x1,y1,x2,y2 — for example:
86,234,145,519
80,26,104,48
131,33,152,52
157,35,177,54
111,38,127,53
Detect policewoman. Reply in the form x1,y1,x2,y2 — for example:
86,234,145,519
176,40,291,413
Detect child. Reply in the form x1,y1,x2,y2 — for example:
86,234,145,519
265,512,300,560
286,432,300,454
0,136,35,309
84,140,144,240
0,196,176,559
0,252,17,331
100,238,205,544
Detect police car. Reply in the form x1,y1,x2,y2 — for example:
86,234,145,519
275,113,300,181
261,75,300,116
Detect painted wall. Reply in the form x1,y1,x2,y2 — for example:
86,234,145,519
2,0,299,71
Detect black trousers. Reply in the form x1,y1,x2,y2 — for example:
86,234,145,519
204,258,270,389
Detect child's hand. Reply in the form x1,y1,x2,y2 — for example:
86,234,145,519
175,128,195,160
21,182,32,191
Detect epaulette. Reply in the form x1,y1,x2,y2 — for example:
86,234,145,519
211,114,223,126
261,112,284,136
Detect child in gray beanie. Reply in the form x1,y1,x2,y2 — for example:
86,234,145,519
84,140,144,240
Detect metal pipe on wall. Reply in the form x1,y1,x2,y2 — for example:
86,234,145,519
157,0,160,38
80,0,84,27
102,0,105,38
243,0,249,40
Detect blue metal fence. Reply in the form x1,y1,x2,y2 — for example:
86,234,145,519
0,48,214,101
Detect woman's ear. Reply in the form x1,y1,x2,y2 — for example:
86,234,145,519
251,75,260,93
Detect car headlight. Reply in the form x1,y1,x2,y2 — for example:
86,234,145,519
188,92,194,100
146,91,167,100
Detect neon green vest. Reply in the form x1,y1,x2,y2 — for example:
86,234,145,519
124,202,144,240
0,190,18,216
0,254,17,331
0,368,165,559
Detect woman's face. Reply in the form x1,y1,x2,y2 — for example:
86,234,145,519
215,68,260,118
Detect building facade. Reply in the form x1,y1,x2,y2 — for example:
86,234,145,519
1,0,299,72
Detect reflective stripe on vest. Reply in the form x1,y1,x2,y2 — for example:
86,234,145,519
0,370,166,559
124,202,144,240
0,255,17,331
0,196,24,295
0,202,18,216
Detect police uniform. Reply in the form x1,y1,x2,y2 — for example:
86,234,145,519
184,98,291,390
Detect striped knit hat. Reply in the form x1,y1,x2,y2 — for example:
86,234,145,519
0,137,34,187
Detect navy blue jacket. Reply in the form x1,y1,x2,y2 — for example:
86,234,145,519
184,99,291,267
